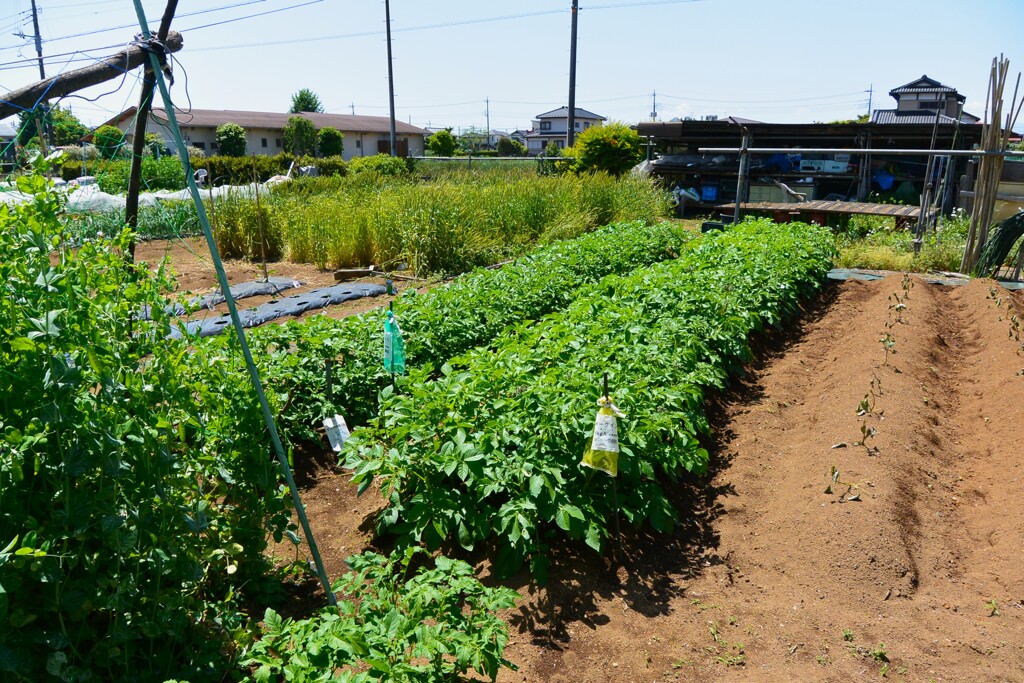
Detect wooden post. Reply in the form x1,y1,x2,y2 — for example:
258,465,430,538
125,0,179,262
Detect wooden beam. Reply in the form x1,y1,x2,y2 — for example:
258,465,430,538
0,31,183,121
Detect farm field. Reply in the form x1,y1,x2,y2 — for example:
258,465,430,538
289,274,1024,682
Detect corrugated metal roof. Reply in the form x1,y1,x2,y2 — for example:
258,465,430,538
143,108,428,135
535,106,606,120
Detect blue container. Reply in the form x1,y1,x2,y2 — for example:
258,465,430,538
700,185,719,202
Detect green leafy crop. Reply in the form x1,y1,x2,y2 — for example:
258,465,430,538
345,220,836,580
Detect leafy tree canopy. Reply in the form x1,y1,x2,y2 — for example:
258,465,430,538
17,105,89,147
215,122,247,157
426,128,457,157
289,88,324,114
496,136,526,156
93,124,126,159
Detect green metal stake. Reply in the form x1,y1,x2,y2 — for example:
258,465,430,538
130,0,337,607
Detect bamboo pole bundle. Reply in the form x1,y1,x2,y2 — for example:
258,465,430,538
961,55,1024,274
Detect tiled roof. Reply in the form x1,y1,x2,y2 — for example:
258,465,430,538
534,106,606,120
871,109,979,125
101,107,428,135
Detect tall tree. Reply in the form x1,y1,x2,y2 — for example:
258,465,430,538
289,88,324,114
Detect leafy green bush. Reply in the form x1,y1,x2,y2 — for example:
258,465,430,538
94,155,187,193
348,153,409,177
284,116,316,157
0,169,292,681
345,220,836,579
93,124,126,159
567,121,643,176
216,122,248,157
241,548,517,682
316,126,344,157
425,128,457,157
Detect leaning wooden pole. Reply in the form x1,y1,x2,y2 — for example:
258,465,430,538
125,0,179,262
0,32,183,122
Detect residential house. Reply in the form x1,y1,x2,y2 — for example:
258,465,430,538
870,75,980,125
524,107,606,154
98,108,428,159
0,120,17,170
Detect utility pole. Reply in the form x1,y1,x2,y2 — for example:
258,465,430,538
651,90,657,121
485,97,490,149
566,0,579,148
384,0,397,156
29,0,54,148
350,102,355,115
866,84,873,121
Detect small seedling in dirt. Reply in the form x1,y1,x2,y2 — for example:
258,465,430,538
901,273,913,297
857,393,874,416
843,629,855,642
825,467,872,501
854,420,880,455
986,599,1000,616
880,332,896,364
881,662,890,677
816,654,831,667
987,286,1003,308
888,293,908,324
728,615,737,626
870,643,889,663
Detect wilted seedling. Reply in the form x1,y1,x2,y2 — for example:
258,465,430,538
880,332,896,364
901,273,913,297
857,393,874,416
986,599,1000,617
843,629,855,642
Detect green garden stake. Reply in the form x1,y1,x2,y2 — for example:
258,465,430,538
384,302,406,380
386,278,395,295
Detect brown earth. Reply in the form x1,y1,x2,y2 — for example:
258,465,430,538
147,237,1024,681
282,274,1024,683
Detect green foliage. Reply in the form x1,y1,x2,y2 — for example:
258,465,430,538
289,88,325,114
834,210,970,273
94,155,187,193
144,132,167,157
316,126,344,157
17,105,89,147
348,153,409,177
313,155,347,177
241,548,517,682
215,122,248,157
425,128,457,157
0,166,292,680
345,220,836,579
222,220,693,445
567,121,643,176
92,124,127,159
496,136,527,156
284,116,317,157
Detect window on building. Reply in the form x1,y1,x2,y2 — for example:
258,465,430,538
584,122,591,129
195,142,206,151
574,122,580,129
540,121,551,131
261,138,268,148
275,138,282,148
355,139,361,148
211,143,218,152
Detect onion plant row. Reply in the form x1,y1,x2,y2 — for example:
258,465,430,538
344,220,837,580
215,220,696,440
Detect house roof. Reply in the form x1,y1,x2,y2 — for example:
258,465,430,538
0,121,17,139
534,106,606,120
871,109,980,125
890,75,966,102
98,107,428,135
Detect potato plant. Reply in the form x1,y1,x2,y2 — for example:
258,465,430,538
345,220,836,579
202,220,696,441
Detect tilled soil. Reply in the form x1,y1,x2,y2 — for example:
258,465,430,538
289,274,1024,683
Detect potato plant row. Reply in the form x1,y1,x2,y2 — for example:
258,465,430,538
213,221,696,439
345,220,837,579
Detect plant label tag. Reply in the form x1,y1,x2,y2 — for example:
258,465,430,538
590,412,619,453
322,414,350,452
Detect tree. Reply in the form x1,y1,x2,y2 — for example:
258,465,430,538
317,126,344,156
93,124,127,159
568,121,643,176
215,122,247,157
289,88,324,114
283,116,317,157
496,136,526,156
17,104,89,147
426,128,457,156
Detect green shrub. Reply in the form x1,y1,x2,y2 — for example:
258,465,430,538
93,124,126,159
94,156,186,193
567,121,644,176
348,153,409,177
316,126,344,157
215,122,247,157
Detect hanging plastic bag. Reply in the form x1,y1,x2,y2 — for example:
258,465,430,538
383,309,406,374
581,396,625,477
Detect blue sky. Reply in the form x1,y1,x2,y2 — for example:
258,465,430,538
1,0,1022,133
